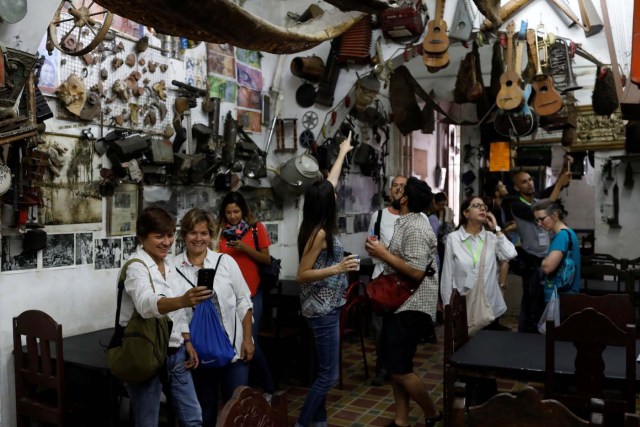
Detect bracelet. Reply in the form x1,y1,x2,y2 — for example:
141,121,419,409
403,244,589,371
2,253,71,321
183,338,191,344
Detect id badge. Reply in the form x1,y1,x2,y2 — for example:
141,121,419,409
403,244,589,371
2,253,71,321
538,232,548,247
463,271,477,293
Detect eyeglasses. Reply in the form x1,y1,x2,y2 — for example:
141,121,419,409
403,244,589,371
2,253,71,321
468,203,488,211
535,215,549,223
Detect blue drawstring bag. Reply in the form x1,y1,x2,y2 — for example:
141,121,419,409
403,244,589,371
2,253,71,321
190,298,236,368
178,254,236,369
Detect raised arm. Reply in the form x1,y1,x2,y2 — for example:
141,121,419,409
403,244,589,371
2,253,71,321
326,132,353,189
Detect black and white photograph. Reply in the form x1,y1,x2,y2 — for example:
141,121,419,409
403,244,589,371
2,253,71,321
354,213,369,233
265,223,279,244
95,238,122,270
173,231,186,256
338,216,347,234
75,233,94,265
1,235,37,272
43,234,75,269
122,235,138,260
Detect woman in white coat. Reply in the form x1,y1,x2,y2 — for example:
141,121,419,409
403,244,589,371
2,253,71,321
440,196,517,330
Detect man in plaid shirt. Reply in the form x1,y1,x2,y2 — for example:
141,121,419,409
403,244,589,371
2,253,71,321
365,177,442,427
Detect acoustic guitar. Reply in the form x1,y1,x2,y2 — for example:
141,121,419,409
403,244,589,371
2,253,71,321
527,28,563,116
495,21,536,137
422,0,450,72
496,21,524,111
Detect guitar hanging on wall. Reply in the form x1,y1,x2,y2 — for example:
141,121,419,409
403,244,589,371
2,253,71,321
528,26,564,116
495,20,536,137
422,0,450,72
496,21,524,112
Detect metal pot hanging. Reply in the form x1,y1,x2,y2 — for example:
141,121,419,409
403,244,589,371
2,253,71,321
271,153,322,199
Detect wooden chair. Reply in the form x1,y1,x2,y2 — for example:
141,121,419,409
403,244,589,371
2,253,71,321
451,381,604,426
13,310,66,427
545,308,636,422
339,280,369,388
581,262,626,295
559,293,634,330
626,413,640,427
443,289,469,427
216,386,287,427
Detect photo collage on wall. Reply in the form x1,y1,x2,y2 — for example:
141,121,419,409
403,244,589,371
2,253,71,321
1,232,94,272
235,49,263,133
207,43,238,103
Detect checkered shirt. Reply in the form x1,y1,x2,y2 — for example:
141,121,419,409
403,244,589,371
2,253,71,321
383,212,439,318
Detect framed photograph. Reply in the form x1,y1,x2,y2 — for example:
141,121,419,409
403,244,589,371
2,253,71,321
265,223,279,244
107,184,140,236
95,238,122,270
75,232,94,265
122,235,138,260
1,235,37,272
43,234,75,269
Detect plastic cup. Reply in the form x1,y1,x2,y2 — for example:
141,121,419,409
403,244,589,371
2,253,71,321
354,255,360,271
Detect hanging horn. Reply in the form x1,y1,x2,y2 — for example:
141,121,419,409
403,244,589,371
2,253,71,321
578,0,604,37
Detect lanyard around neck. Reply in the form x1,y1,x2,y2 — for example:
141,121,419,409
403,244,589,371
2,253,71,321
464,238,483,270
519,196,532,206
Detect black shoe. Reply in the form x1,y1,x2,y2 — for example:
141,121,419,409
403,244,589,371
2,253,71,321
371,370,390,386
425,412,443,427
386,422,411,427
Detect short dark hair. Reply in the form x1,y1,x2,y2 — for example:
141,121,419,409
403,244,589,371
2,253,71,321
404,177,433,213
434,192,447,203
136,206,176,240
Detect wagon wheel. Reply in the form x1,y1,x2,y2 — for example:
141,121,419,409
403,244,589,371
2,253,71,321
47,0,113,56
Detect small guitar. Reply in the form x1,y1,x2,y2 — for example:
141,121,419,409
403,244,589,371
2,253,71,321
527,28,563,116
495,21,536,137
422,0,450,72
496,21,524,111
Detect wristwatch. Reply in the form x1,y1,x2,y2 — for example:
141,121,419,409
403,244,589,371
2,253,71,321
493,225,502,233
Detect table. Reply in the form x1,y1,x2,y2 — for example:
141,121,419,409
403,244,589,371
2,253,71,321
63,327,113,371
448,330,640,386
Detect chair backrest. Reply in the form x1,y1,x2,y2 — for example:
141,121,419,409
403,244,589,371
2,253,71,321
444,289,469,362
545,308,636,417
451,382,603,426
13,310,65,426
560,293,634,330
216,386,287,427
582,253,622,268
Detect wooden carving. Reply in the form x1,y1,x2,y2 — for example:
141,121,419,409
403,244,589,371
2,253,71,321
217,386,288,427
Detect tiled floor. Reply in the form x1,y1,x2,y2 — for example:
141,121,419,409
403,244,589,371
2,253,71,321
277,317,501,427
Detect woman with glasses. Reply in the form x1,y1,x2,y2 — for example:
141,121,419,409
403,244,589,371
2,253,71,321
440,196,517,330
532,198,581,300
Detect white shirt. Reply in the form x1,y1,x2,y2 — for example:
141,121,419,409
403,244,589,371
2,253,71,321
368,207,399,279
440,227,517,318
118,248,189,348
173,249,253,363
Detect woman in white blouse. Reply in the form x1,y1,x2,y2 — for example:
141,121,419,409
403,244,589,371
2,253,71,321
173,208,253,426
440,196,517,329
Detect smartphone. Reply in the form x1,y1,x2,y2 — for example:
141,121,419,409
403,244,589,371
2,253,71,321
197,268,215,290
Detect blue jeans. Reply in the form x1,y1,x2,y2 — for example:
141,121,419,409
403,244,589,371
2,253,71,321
192,360,249,426
295,307,340,427
250,290,274,393
126,345,202,427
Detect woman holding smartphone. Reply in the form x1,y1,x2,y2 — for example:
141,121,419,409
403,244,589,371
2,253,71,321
216,191,275,402
294,133,360,427
173,208,253,426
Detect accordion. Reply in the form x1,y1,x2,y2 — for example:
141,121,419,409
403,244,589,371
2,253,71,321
380,1,425,42
336,16,372,65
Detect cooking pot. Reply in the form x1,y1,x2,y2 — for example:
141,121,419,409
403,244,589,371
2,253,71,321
271,154,321,199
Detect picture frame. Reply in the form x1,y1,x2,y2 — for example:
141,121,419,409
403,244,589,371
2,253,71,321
107,184,141,236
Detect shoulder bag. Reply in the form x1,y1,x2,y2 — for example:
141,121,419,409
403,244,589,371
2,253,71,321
366,260,435,315
465,238,495,336
107,259,173,384
177,255,237,369
543,229,576,297
253,225,281,294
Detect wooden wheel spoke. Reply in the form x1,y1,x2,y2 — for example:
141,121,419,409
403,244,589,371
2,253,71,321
87,24,98,36
53,16,76,25
60,24,78,45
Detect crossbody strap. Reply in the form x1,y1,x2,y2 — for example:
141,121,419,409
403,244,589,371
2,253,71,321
374,209,383,238
252,225,260,251
475,235,489,291
176,253,224,288
114,258,153,329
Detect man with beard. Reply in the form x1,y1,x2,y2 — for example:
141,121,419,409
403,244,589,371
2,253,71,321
366,175,407,386
510,156,572,333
